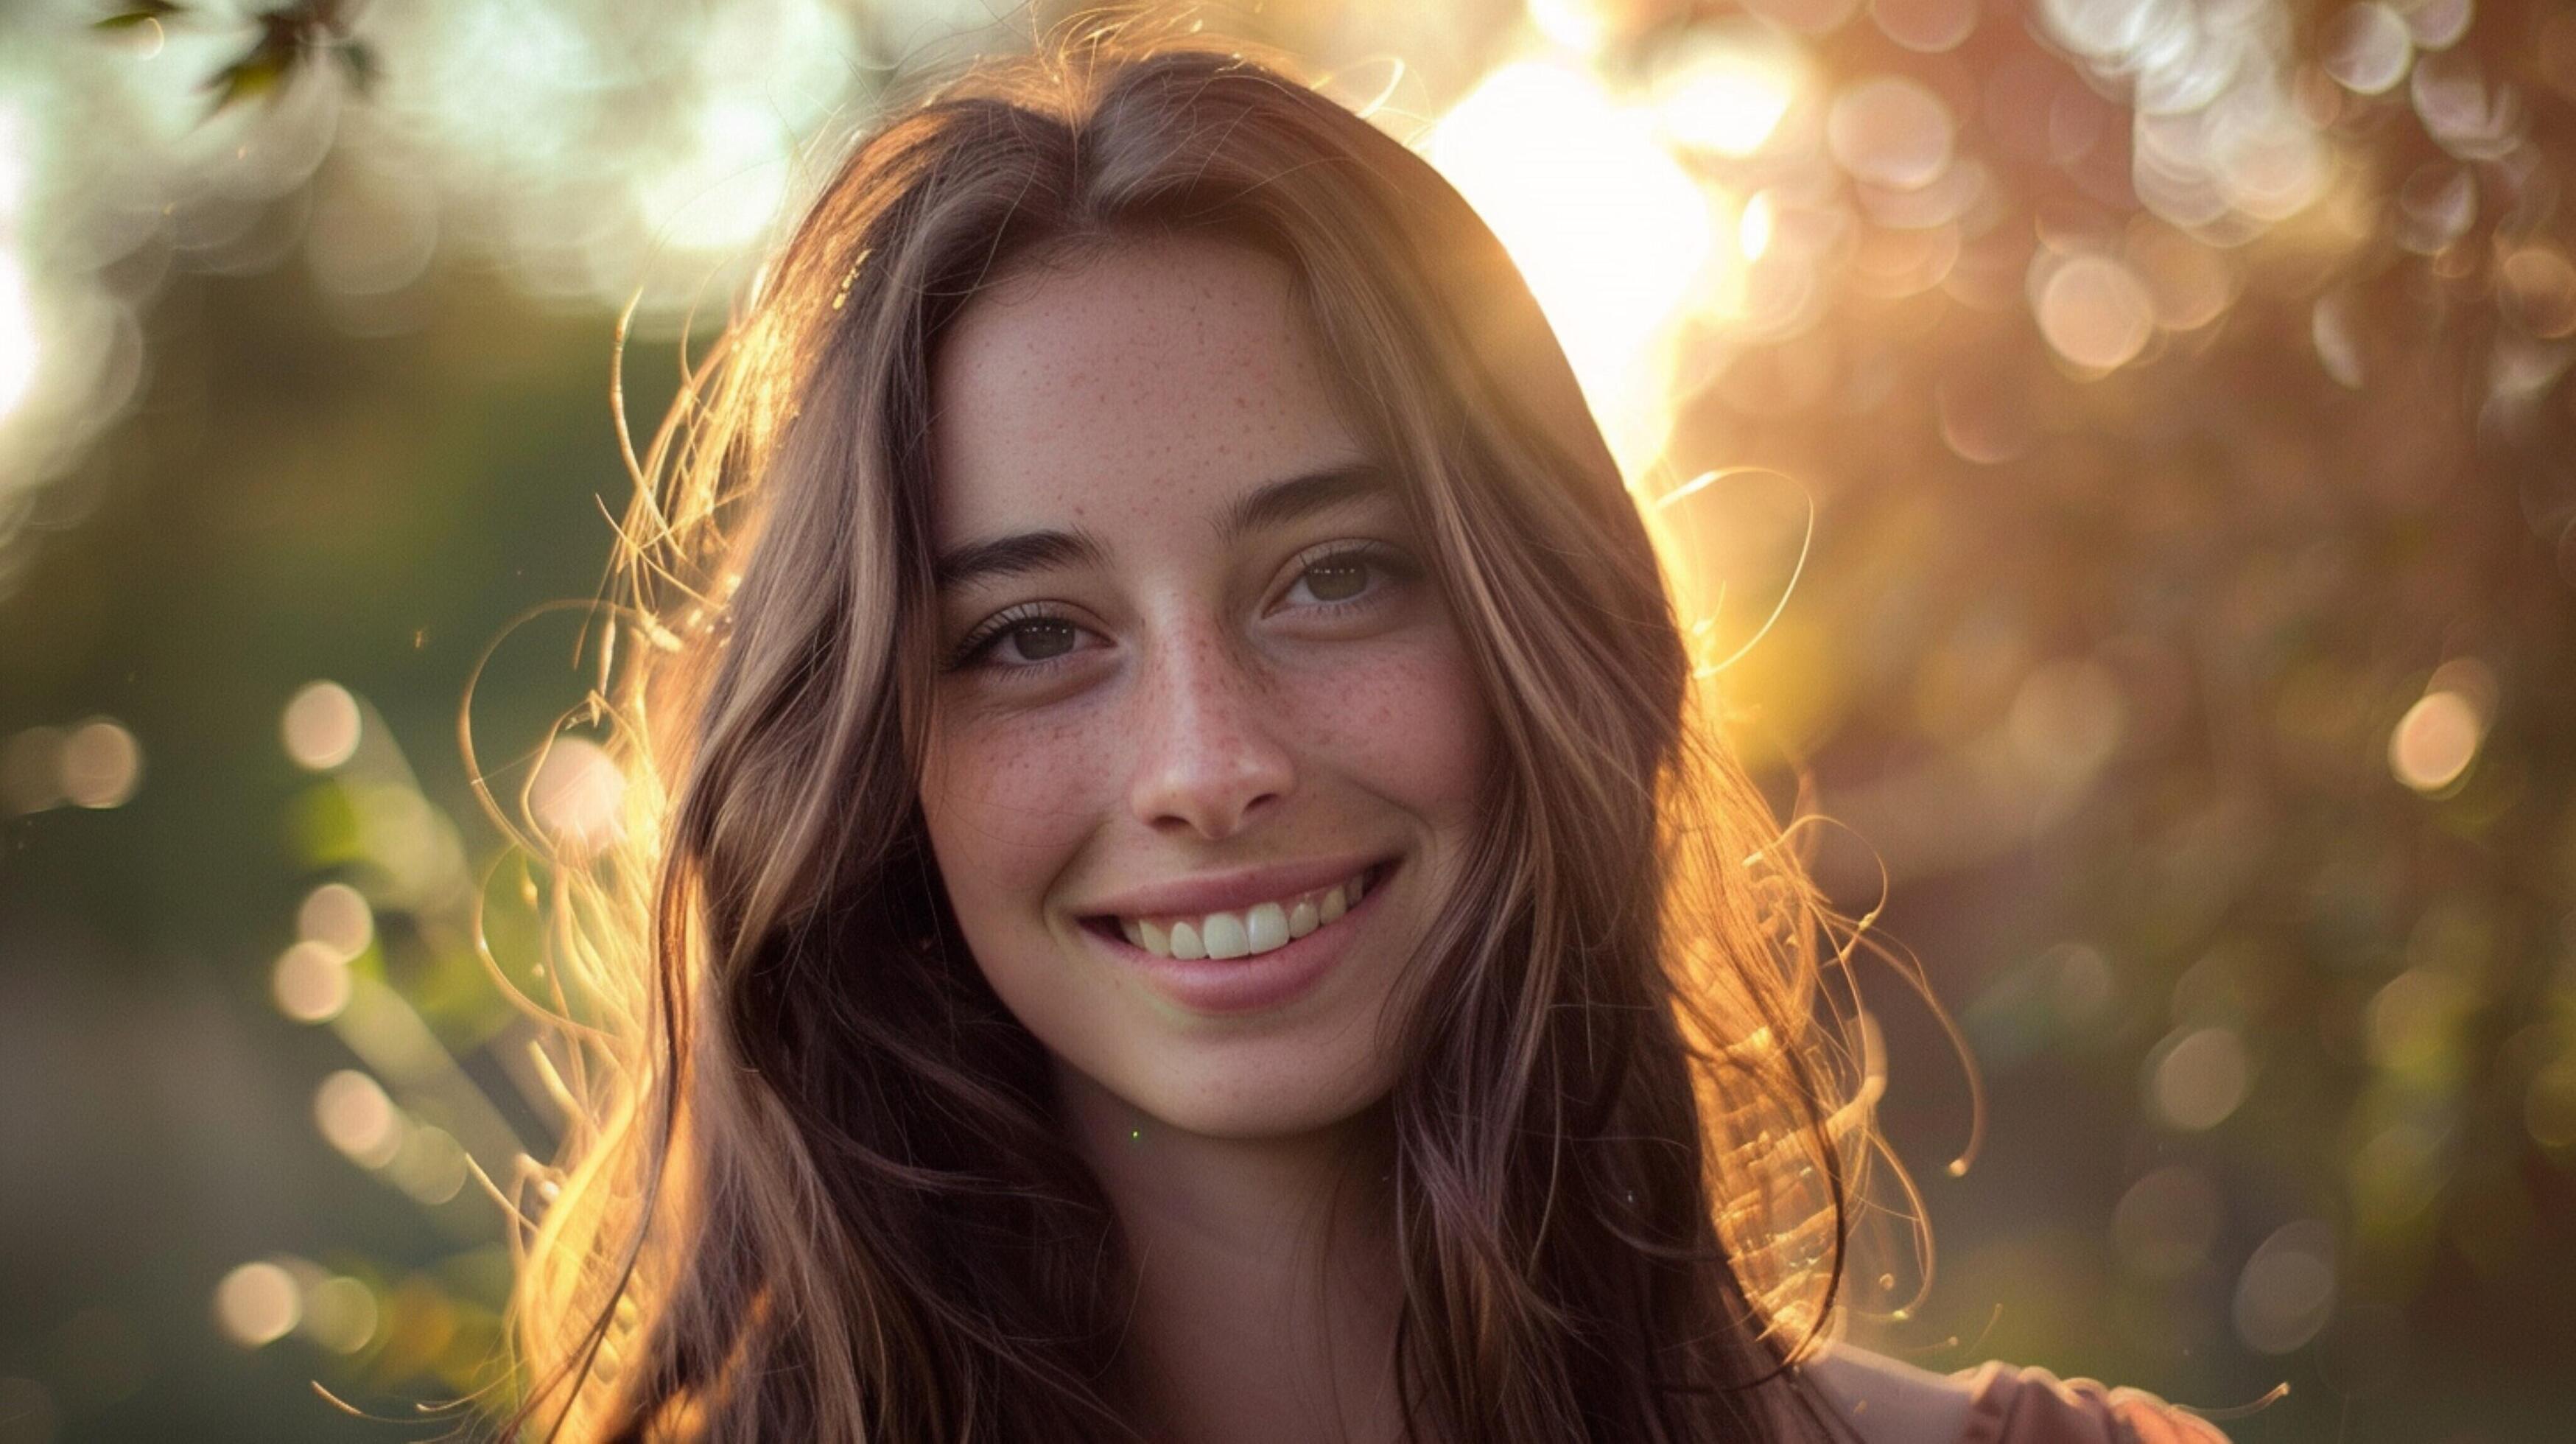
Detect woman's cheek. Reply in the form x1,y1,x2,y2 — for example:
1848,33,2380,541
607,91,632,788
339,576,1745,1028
1285,630,1492,816
922,703,1112,910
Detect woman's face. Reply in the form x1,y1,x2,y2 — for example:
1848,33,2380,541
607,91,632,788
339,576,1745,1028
917,234,1493,1141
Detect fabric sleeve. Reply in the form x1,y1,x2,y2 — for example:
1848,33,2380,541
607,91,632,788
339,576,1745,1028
1948,1361,2234,1444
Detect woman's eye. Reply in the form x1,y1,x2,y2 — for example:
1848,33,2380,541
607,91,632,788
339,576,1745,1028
1284,544,1414,609
1299,557,1371,603
952,544,1414,675
1000,618,1080,662
949,608,1098,673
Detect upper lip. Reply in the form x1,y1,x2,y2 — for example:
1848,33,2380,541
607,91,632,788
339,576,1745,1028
1078,852,1392,921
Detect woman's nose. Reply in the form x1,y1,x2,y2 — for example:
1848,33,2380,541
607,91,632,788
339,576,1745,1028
1125,628,1296,841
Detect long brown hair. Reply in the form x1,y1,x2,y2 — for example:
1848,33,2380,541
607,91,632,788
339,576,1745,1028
494,21,1878,1442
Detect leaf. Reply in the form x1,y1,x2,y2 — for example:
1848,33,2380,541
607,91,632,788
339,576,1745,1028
202,52,290,114
91,1,186,31
198,11,305,115
333,38,379,97
188,4,380,115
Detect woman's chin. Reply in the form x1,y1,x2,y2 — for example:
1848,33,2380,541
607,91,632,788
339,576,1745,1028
1056,1054,1394,1147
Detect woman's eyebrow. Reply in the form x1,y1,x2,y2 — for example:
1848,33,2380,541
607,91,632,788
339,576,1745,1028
934,528,1109,593
934,463,1392,594
1214,461,1391,543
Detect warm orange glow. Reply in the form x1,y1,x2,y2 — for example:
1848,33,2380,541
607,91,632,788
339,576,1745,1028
2035,255,2157,371
1430,58,1719,474
1652,25,1802,158
2389,689,2483,793
2322,4,2415,97
2499,245,2576,338
1825,76,1953,189
530,735,628,854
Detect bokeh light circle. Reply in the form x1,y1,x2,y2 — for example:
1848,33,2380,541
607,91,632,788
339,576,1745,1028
1825,77,1954,190
298,1275,380,1354
1651,23,1803,158
1871,0,1977,55
297,881,375,958
2499,245,2576,339
2234,1220,2338,1354
314,1069,403,1168
2149,1026,2251,1130
2113,1164,2225,1278
2322,5,2415,97
59,718,141,809
530,736,628,855
212,1262,300,1348
271,940,352,1024
282,681,362,770
2389,690,2483,793
2037,254,2157,371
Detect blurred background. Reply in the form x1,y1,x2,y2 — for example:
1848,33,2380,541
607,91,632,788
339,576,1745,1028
2,0,2571,1437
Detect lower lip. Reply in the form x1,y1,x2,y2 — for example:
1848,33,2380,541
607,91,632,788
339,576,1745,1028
1084,860,1397,1016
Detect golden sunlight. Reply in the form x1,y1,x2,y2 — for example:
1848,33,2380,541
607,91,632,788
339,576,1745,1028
1429,57,1724,476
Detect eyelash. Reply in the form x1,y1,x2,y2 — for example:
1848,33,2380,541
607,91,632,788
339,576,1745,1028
944,540,1419,676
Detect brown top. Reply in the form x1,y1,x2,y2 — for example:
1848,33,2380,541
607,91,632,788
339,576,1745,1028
1951,1361,2233,1444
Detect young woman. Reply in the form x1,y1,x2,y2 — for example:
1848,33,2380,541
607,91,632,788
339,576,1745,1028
497,29,2232,1444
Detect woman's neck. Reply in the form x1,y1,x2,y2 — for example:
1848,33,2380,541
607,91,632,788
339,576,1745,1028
1059,1070,1407,1444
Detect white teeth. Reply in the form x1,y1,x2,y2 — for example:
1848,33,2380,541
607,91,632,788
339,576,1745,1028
1288,900,1319,938
1115,868,1377,960
1246,902,1288,952
1201,912,1250,959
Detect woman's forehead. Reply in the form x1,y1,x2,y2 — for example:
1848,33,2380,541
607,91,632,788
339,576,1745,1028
926,234,1371,547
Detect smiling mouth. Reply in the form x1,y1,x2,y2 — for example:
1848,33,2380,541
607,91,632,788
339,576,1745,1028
1081,858,1397,961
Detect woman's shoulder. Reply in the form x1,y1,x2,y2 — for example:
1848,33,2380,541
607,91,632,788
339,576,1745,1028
1940,1358,2233,1444
1804,1342,2233,1443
